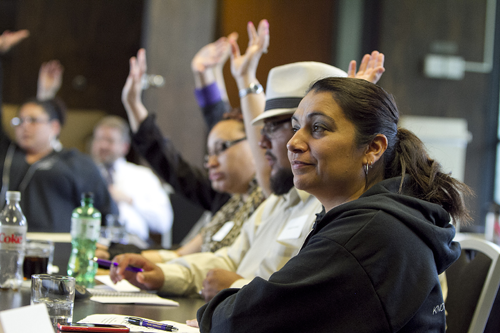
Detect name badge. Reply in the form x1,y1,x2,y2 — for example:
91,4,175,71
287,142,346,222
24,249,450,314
278,215,308,241
0,303,54,333
211,221,235,242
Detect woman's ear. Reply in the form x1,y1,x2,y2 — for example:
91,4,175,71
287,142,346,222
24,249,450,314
364,134,388,165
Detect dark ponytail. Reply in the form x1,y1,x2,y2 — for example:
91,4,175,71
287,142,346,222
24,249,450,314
309,77,472,224
386,128,472,223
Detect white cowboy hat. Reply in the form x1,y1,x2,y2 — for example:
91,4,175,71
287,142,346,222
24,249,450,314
252,61,347,125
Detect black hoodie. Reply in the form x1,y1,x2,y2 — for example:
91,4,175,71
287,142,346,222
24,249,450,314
197,177,460,333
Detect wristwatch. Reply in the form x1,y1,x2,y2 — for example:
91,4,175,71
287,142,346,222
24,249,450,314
239,83,264,98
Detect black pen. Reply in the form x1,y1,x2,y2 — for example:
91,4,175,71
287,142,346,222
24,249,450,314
126,317,178,332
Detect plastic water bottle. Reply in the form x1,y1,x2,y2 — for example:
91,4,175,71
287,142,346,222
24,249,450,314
0,191,27,290
67,192,101,287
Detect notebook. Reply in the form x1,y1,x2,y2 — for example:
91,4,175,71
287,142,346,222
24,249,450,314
88,275,179,306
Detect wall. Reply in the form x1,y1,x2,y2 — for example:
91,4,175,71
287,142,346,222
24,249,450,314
377,0,499,230
1,0,143,114
140,0,218,168
217,0,338,107
141,0,338,165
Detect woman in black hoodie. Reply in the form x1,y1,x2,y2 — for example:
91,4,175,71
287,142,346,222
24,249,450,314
197,77,471,333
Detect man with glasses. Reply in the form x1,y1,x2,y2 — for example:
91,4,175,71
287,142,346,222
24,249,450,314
91,116,173,243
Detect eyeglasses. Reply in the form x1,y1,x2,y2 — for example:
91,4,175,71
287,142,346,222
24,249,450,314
204,137,247,164
11,116,50,127
261,117,291,138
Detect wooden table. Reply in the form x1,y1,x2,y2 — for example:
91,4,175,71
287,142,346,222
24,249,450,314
0,287,206,323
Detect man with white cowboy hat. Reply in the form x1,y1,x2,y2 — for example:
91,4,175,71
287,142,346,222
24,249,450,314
111,20,385,303
229,20,384,199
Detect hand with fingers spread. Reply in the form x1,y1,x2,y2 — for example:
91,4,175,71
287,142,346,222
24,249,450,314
109,253,165,290
230,19,270,85
191,33,237,75
37,60,64,101
121,48,148,132
201,268,243,302
348,50,385,84
0,29,29,54
229,19,272,197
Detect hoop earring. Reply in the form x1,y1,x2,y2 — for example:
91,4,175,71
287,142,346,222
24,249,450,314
364,161,373,176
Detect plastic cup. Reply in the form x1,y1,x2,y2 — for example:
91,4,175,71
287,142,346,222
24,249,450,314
30,274,75,331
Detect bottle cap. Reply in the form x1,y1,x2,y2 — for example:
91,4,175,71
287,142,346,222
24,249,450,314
6,191,21,201
81,192,94,200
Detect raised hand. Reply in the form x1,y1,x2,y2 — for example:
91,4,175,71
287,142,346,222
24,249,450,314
121,48,148,131
348,50,385,84
37,60,64,101
0,29,29,54
230,19,270,83
191,32,237,74
122,48,147,107
229,19,272,197
218,32,238,69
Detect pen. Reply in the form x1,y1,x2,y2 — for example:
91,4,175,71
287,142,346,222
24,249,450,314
126,317,179,332
93,257,144,273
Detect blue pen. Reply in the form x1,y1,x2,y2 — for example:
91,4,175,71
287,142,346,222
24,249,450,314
126,317,179,332
93,257,144,273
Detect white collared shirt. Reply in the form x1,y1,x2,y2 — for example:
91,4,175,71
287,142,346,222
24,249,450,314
103,158,173,241
157,187,322,296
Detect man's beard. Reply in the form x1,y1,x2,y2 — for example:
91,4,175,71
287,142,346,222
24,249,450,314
270,166,294,195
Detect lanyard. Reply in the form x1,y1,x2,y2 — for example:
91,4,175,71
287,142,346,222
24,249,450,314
1,142,58,208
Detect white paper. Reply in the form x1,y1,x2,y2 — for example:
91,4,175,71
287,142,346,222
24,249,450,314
90,296,178,306
277,215,308,241
211,221,235,242
79,314,199,333
0,304,54,333
90,276,178,306
95,275,141,292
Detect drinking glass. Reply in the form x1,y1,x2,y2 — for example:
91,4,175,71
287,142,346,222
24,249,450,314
104,214,127,243
30,274,75,331
23,239,54,279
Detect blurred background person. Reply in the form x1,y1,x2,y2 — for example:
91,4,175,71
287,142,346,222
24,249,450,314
0,30,117,232
91,115,174,242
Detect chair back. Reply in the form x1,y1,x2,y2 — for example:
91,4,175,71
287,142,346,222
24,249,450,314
446,236,500,333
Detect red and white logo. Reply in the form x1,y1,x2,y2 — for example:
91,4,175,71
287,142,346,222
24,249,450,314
0,232,24,244
0,226,26,249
